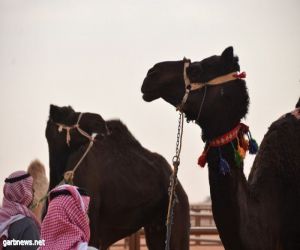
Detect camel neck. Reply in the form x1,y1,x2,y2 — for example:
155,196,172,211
207,142,246,249
200,123,255,249
205,128,282,249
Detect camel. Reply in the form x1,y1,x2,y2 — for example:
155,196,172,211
141,47,300,250
45,104,190,250
27,159,49,223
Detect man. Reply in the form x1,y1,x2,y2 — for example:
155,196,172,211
0,171,41,250
40,185,96,250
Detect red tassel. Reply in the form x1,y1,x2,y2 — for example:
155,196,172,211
198,152,207,168
233,71,246,79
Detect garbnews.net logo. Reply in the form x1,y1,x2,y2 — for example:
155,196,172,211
2,239,45,247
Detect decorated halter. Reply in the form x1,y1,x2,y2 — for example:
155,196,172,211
174,58,251,175
55,113,97,147
198,123,258,175
31,114,108,209
176,58,246,113
54,113,110,184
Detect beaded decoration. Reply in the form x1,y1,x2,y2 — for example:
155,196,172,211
198,123,258,175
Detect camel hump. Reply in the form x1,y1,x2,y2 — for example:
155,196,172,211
106,119,142,147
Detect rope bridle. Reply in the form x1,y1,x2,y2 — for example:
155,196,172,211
54,113,102,184
30,113,110,211
177,58,245,122
56,113,95,147
176,58,209,123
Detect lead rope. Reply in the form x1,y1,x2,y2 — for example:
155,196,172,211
29,114,97,210
62,134,96,185
195,85,207,123
165,111,184,250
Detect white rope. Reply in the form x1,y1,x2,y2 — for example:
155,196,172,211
55,113,97,184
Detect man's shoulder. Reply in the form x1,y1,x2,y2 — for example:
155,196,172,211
11,217,35,228
9,217,36,235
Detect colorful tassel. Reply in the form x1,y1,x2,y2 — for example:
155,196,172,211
197,123,258,174
219,158,230,175
198,152,207,168
247,132,259,154
237,145,246,159
231,142,243,167
239,135,249,152
234,149,243,166
249,139,258,154
236,137,246,159
198,145,209,168
233,71,246,79
218,148,230,175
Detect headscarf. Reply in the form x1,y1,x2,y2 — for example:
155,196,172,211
0,170,41,238
40,185,90,250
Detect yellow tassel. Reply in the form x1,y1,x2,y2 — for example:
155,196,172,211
237,145,246,159
239,135,249,151
236,137,246,159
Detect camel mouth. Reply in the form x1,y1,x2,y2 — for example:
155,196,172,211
141,78,161,102
142,92,160,102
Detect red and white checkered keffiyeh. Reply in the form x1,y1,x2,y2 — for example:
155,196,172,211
0,170,41,238
40,185,90,250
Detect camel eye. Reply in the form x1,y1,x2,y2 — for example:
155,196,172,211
189,63,203,76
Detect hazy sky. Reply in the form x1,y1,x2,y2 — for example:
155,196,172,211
0,0,299,204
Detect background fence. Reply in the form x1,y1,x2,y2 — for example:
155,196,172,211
108,203,222,250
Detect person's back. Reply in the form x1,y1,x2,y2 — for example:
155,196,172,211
5,217,40,250
40,184,96,250
0,171,40,250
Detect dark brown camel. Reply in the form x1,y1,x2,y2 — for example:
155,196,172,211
141,47,300,250
45,104,190,250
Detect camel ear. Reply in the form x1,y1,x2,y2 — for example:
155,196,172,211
49,104,74,122
49,104,60,119
221,46,234,62
296,98,300,108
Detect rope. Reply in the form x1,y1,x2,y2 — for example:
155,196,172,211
56,113,96,184
30,113,97,209
195,85,207,123
63,136,95,184
165,112,184,250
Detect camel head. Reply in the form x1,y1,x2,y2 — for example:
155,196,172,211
142,47,250,141
46,104,108,150
46,104,109,188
